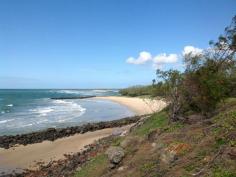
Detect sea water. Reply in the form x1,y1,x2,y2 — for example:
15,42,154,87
0,89,134,135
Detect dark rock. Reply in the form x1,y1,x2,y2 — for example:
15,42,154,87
0,115,143,149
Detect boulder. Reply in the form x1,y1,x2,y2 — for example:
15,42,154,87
105,146,125,164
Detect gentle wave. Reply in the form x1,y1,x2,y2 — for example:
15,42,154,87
52,100,68,104
30,107,55,116
6,104,13,107
30,100,86,118
52,89,118,95
0,119,14,124
92,89,111,93
54,90,82,94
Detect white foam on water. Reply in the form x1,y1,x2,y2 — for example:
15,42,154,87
30,107,55,116
52,100,69,104
92,89,109,93
20,123,33,127
1,111,5,114
56,90,82,94
29,100,86,124
6,104,13,107
52,99,86,123
36,119,49,124
53,89,117,96
0,119,14,124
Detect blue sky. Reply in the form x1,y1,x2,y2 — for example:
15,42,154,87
0,0,235,89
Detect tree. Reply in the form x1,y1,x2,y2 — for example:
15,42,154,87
156,69,183,121
182,16,236,116
152,79,156,87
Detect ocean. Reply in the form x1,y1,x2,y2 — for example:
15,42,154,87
0,89,134,135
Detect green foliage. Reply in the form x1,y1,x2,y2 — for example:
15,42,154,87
156,69,184,121
211,167,236,177
139,162,157,175
132,111,168,136
155,16,236,118
183,59,231,114
119,84,166,97
132,110,184,136
111,136,124,146
74,154,108,177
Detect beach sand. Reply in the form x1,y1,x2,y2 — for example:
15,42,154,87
0,125,132,173
0,96,166,173
95,96,167,115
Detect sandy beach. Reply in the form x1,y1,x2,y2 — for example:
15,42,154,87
95,96,167,115
0,96,166,174
0,125,132,173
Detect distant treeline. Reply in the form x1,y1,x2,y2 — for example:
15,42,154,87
119,83,165,97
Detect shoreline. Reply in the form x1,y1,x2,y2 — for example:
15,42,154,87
0,115,142,149
0,124,133,175
0,96,166,175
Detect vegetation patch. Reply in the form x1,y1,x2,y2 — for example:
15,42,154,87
132,111,168,136
74,154,109,177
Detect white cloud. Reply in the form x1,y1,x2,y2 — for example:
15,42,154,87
153,53,178,64
182,46,203,57
126,51,152,64
152,53,178,69
126,51,179,69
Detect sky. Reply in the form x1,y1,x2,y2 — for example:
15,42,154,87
0,0,236,89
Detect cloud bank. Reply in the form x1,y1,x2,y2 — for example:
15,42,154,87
126,51,179,68
126,46,203,69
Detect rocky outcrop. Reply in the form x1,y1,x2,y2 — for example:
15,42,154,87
0,115,144,149
105,146,125,168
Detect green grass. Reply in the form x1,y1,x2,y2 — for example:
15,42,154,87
211,167,236,177
132,111,168,136
111,136,124,146
74,154,109,177
132,110,184,137
213,99,236,146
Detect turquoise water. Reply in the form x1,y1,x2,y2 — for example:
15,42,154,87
0,89,134,135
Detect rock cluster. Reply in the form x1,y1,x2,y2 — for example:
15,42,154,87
0,115,142,149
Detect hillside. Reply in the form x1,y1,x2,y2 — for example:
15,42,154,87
74,98,236,177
